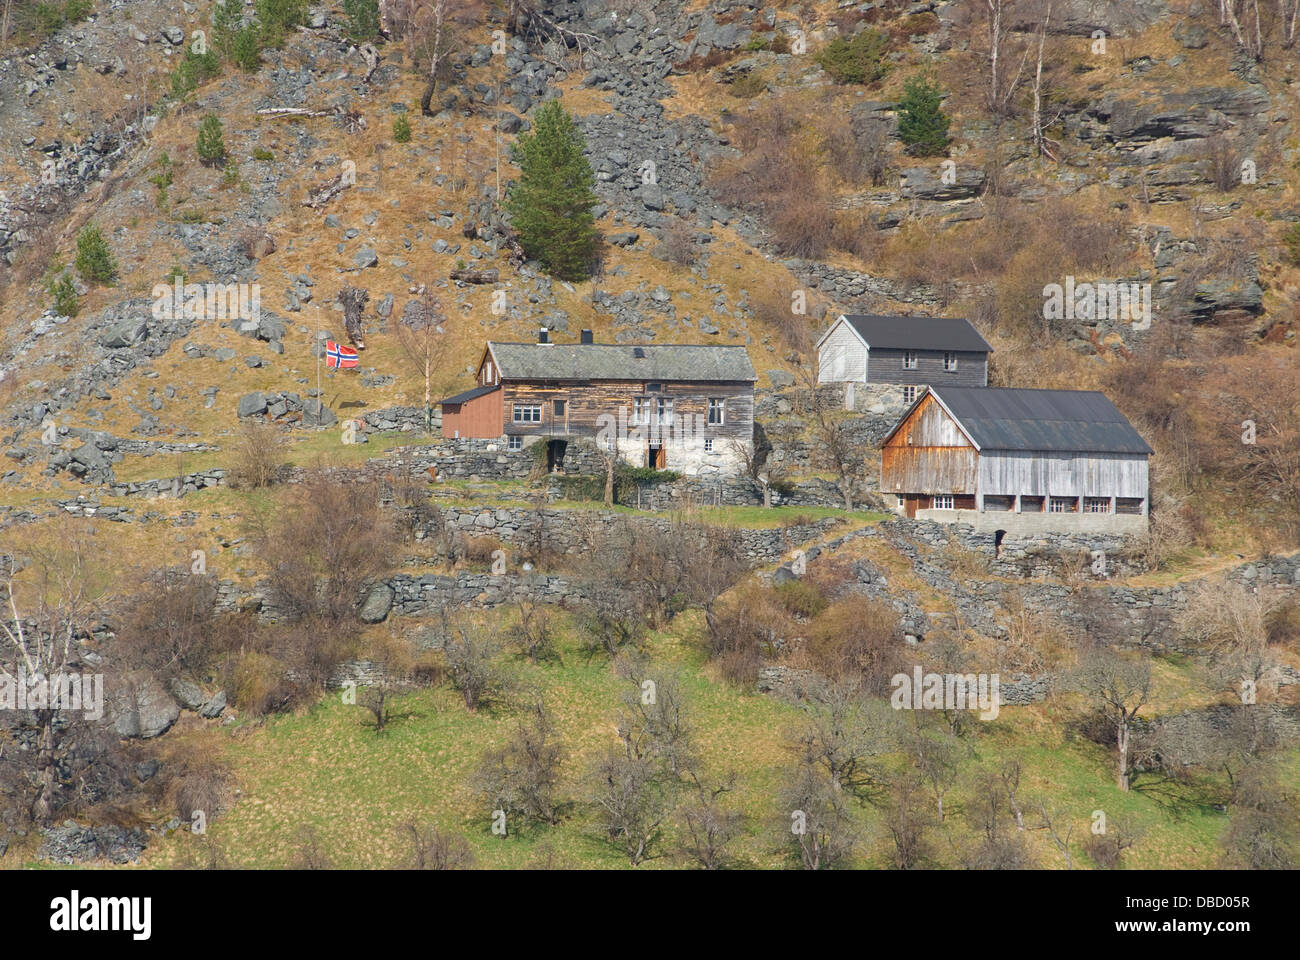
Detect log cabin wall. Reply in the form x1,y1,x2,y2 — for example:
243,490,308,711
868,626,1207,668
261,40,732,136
501,380,754,445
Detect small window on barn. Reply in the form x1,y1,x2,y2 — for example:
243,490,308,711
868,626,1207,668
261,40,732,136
513,404,542,423
704,438,714,452
897,494,905,509
508,436,522,451
1085,497,1111,513
933,495,954,510
1049,497,1078,513
483,361,493,384
1116,497,1145,515
943,352,958,371
903,351,918,369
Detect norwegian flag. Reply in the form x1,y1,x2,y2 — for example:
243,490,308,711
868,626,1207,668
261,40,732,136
325,340,359,369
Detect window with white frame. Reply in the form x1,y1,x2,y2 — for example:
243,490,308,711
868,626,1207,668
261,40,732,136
708,398,725,425
508,436,522,450
653,397,673,426
482,361,493,384
902,385,917,404
903,351,918,369
512,404,542,423
943,352,957,371
1049,497,1077,513
1084,497,1111,513
631,397,650,424
933,495,954,510
897,494,905,509
704,438,714,452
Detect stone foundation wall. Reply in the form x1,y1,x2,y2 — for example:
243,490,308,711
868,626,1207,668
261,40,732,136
914,507,1149,537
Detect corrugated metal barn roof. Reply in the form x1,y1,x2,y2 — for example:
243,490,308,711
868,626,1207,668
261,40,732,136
843,314,993,353
487,342,757,382
931,386,1153,455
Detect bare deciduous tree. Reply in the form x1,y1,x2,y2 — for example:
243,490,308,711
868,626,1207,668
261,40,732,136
1070,648,1152,791
475,694,568,827
393,290,452,434
588,749,672,866
675,771,743,869
0,522,114,823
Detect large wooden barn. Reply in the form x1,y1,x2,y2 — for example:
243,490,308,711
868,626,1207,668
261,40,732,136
439,329,756,477
816,313,992,412
879,386,1153,534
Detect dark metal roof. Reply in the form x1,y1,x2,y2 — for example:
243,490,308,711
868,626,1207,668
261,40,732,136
439,383,499,406
930,386,1153,455
487,341,756,382
842,314,993,353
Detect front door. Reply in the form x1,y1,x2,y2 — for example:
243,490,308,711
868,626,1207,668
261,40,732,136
648,445,666,469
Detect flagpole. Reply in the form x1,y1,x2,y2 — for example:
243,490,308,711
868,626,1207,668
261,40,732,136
317,330,323,430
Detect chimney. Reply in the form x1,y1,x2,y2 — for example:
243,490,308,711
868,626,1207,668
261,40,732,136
538,327,550,344
580,329,594,345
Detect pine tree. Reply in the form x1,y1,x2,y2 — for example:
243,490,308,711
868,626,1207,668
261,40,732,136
342,0,380,42
897,72,952,157
74,225,117,284
47,268,78,317
505,100,598,282
197,114,227,167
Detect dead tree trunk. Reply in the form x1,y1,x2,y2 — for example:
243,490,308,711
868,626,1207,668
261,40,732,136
337,285,370,349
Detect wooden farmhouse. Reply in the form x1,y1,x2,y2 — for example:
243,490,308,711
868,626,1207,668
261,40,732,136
816,314,992,412
439,329,756,476
880,386,1153,535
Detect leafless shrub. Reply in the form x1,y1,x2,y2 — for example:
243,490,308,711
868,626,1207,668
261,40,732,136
443,622,510,711
654,217,697,266
248,473,397,627
507,600,558,664
113,567,219,681
227,420,288,489
290,825,334,869
159,736,235,827
1081,815,1143,869
400,821,476,869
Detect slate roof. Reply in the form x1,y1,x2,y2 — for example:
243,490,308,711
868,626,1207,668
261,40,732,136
486,342,757,382
923,386,1153,455
840,314,993,353
440,383,500,406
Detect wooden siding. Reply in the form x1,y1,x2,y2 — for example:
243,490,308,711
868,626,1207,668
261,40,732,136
866,348,988,387
500,380,754,443
817,320,867,383
441,386,504,438
880,394,977,495
977,451,1149,500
